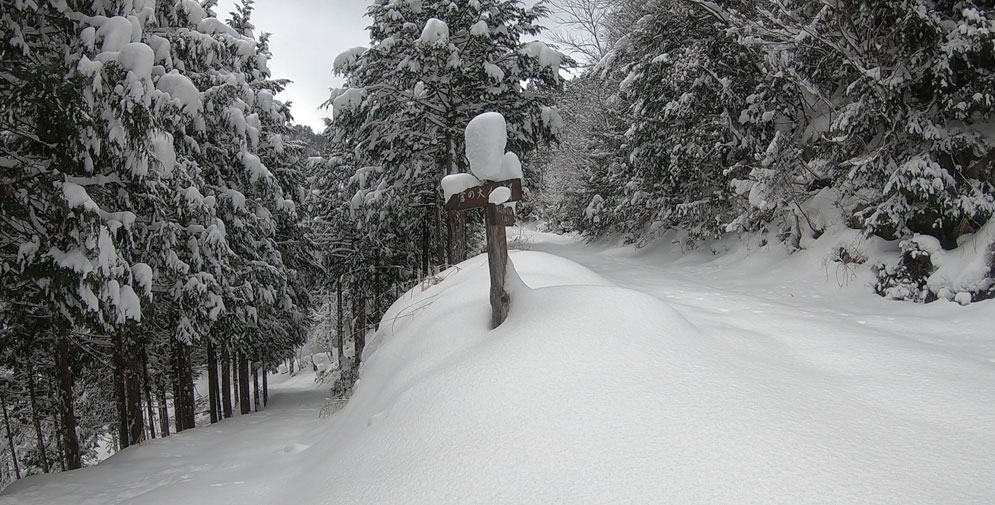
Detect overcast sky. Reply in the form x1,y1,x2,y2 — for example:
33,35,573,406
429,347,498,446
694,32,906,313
214,0,371,131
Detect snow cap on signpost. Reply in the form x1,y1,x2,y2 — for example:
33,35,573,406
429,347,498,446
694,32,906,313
464,112,522,183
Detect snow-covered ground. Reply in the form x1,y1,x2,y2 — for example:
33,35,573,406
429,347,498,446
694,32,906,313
3,229,993,504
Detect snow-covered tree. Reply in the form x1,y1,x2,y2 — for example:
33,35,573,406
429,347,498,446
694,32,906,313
326,0,567,270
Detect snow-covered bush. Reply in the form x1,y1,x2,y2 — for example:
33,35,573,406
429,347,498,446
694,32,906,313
875,220,995,304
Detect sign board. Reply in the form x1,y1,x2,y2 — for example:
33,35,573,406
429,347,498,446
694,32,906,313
445,179,522,212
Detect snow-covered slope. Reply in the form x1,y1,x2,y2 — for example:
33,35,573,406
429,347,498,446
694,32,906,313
3,238,993,504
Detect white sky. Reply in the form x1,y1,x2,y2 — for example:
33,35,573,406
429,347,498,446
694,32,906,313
214,0,562,132
214,0,371,131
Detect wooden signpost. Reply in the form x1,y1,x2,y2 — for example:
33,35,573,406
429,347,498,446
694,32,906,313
445,178,521,328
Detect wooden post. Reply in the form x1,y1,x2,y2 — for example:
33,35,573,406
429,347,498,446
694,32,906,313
444,179,520,329
484,204,511,328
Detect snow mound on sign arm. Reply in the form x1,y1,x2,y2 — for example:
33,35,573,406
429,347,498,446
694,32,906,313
440,173,480,203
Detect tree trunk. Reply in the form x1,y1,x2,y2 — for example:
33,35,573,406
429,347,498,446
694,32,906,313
25,360,50,472
352,285,367,369
238,353,250,415
112,331,129,449
181,345,195,429
336,284,345,371
1,394,21,479
141,345,157,440
221,347,232,419
125,329,145,445
207,341,219,424
171,339,184,433
55,328,82,469
252,366,260,412
422,210,431,276
262,370,268,407
158,384,170,437
231,356,239,412
435,203,446,268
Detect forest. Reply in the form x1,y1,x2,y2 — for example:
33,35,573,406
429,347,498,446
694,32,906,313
1,0,993,493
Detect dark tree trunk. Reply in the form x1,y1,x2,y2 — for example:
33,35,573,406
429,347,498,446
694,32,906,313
221,347,232,419
171,339,184,433
238,353,250,415
352,285,367,369
180,345,195,429
435,203,446,268
25,360,50,472
206,341,219,424
262,370,268,407
336,284,345,371
125,329,145,445
252,366,260,412
158,384,170,437
112,331,129,449
55,328,82,469
374,267,382,327
1,394,21,479
141,345,156,439
422,210,431,276
231,356,239,412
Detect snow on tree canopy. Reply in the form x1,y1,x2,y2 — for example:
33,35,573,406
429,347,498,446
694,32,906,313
241,152,272,182
116,42,155,81
96,16,136,53
483,62,505,82
331,88,366,118
151,132,176,176
181,0,206,24
465,112,507,181
156,70,201,116
62,182,99,212
441,173,481,202
521,41,563,80
470,20,490,37
418,18,449,45
541,106,564,136
333,46,368,74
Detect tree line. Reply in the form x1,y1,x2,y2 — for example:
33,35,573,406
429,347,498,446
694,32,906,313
1,0,314,485
537,0,994,303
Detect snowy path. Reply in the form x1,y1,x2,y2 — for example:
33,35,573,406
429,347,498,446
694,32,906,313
525,230,995,503
528,231,995,364
1,374,330,505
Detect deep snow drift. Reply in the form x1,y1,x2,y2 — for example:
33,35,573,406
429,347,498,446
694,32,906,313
3,236,993,505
